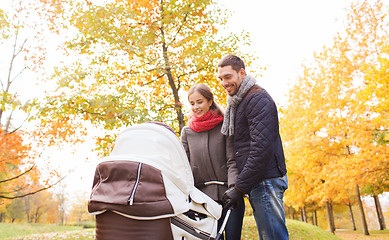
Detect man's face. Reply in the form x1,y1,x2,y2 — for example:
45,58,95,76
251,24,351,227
218,66,245,96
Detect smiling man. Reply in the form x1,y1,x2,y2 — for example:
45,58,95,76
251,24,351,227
218,55,289,240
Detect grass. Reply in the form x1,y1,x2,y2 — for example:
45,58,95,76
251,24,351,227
242,216,341,240
335,229,389,240
1,219,389,239
0,223,84,239
286,219,341,240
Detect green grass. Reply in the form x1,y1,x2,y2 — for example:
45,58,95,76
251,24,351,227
241,216,341,240
286,219,341,240
0,223,84,239
6,218,388,240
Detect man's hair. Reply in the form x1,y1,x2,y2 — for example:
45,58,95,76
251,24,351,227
217,55,245,72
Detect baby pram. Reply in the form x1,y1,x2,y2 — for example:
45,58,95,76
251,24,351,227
88,122,222,240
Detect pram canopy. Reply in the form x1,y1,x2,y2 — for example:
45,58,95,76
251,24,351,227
88,123,221,224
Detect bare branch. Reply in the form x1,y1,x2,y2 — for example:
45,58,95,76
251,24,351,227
167,4,191,47
4,109,14,134
7,111,31,134
0,176,66,200
6,26,21,92
176,66,207,91
0,164,36,184
143,73,165,86
10,65,28,85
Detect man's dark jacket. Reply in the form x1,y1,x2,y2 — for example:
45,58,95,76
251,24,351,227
233,85,287,194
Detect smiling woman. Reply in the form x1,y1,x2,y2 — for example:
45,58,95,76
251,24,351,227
188,84,218,118
187,83,224,132
181,83,245,240
189,91,213,118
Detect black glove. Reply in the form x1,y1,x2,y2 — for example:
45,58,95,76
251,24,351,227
222,186,244,209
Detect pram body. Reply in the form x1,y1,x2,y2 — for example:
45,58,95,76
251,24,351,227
88,123,222,240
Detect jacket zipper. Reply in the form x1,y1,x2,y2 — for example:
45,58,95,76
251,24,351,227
128,162,142,205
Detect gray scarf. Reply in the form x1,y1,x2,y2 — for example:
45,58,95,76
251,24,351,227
221,74,257,136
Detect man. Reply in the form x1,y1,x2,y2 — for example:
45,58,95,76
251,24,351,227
218,55,288,240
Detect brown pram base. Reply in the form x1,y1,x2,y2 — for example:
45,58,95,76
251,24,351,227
96,211,174,240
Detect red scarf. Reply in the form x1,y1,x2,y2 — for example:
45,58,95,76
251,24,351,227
189,110,224,132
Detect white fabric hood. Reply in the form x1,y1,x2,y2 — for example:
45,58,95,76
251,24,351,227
103,123,194,200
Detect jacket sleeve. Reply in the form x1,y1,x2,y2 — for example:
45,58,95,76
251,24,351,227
226,135,238,187
236,93,276,193
180,127,191,162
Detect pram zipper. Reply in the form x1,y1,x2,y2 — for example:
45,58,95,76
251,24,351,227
128,162,142,205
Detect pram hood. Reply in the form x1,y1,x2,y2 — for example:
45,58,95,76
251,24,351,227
104,123,194,196
89,123,221,220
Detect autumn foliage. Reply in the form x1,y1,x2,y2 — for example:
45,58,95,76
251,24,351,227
34,0,256,155
1,0,387,230
281,0,388,219
0,0,62,211
0,131,33,202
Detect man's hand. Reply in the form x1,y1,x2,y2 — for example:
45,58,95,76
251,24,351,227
222,186,244,209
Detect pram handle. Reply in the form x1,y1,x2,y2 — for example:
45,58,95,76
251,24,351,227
214,208,232,240
195,181,228,188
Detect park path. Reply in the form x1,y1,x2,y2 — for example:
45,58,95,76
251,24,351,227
335,231,389,240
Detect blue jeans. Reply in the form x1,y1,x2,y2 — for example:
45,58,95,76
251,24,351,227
218,198,245,240
249,174,289,240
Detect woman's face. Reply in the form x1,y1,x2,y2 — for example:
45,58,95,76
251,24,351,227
188,91,212,117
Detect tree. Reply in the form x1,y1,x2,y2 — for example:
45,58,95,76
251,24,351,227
356,184,369,235
0,0,63,206
37,0,256,155
67,192,94,224
22,190,58,223
55,183,67,225
281,0,388,234
5,198,24,222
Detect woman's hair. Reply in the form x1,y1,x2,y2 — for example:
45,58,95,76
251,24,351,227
188,83,223,116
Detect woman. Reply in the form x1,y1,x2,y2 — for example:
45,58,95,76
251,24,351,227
181,83,245,240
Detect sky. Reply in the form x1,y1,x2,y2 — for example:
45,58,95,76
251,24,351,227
63,0,357,200
221,0,354,106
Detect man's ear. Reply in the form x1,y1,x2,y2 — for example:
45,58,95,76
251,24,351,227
239,68,246,78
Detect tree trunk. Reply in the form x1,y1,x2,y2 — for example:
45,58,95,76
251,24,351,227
159,4,185,133
314,210,318,226
24,197,32,223
330,202,336,232
373,194,386,230
301,206,307,223
300,208,303,221
356,184,369,235
348,202,357,231
326,201,336,233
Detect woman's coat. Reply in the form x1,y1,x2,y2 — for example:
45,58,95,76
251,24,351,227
181,123,238,202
